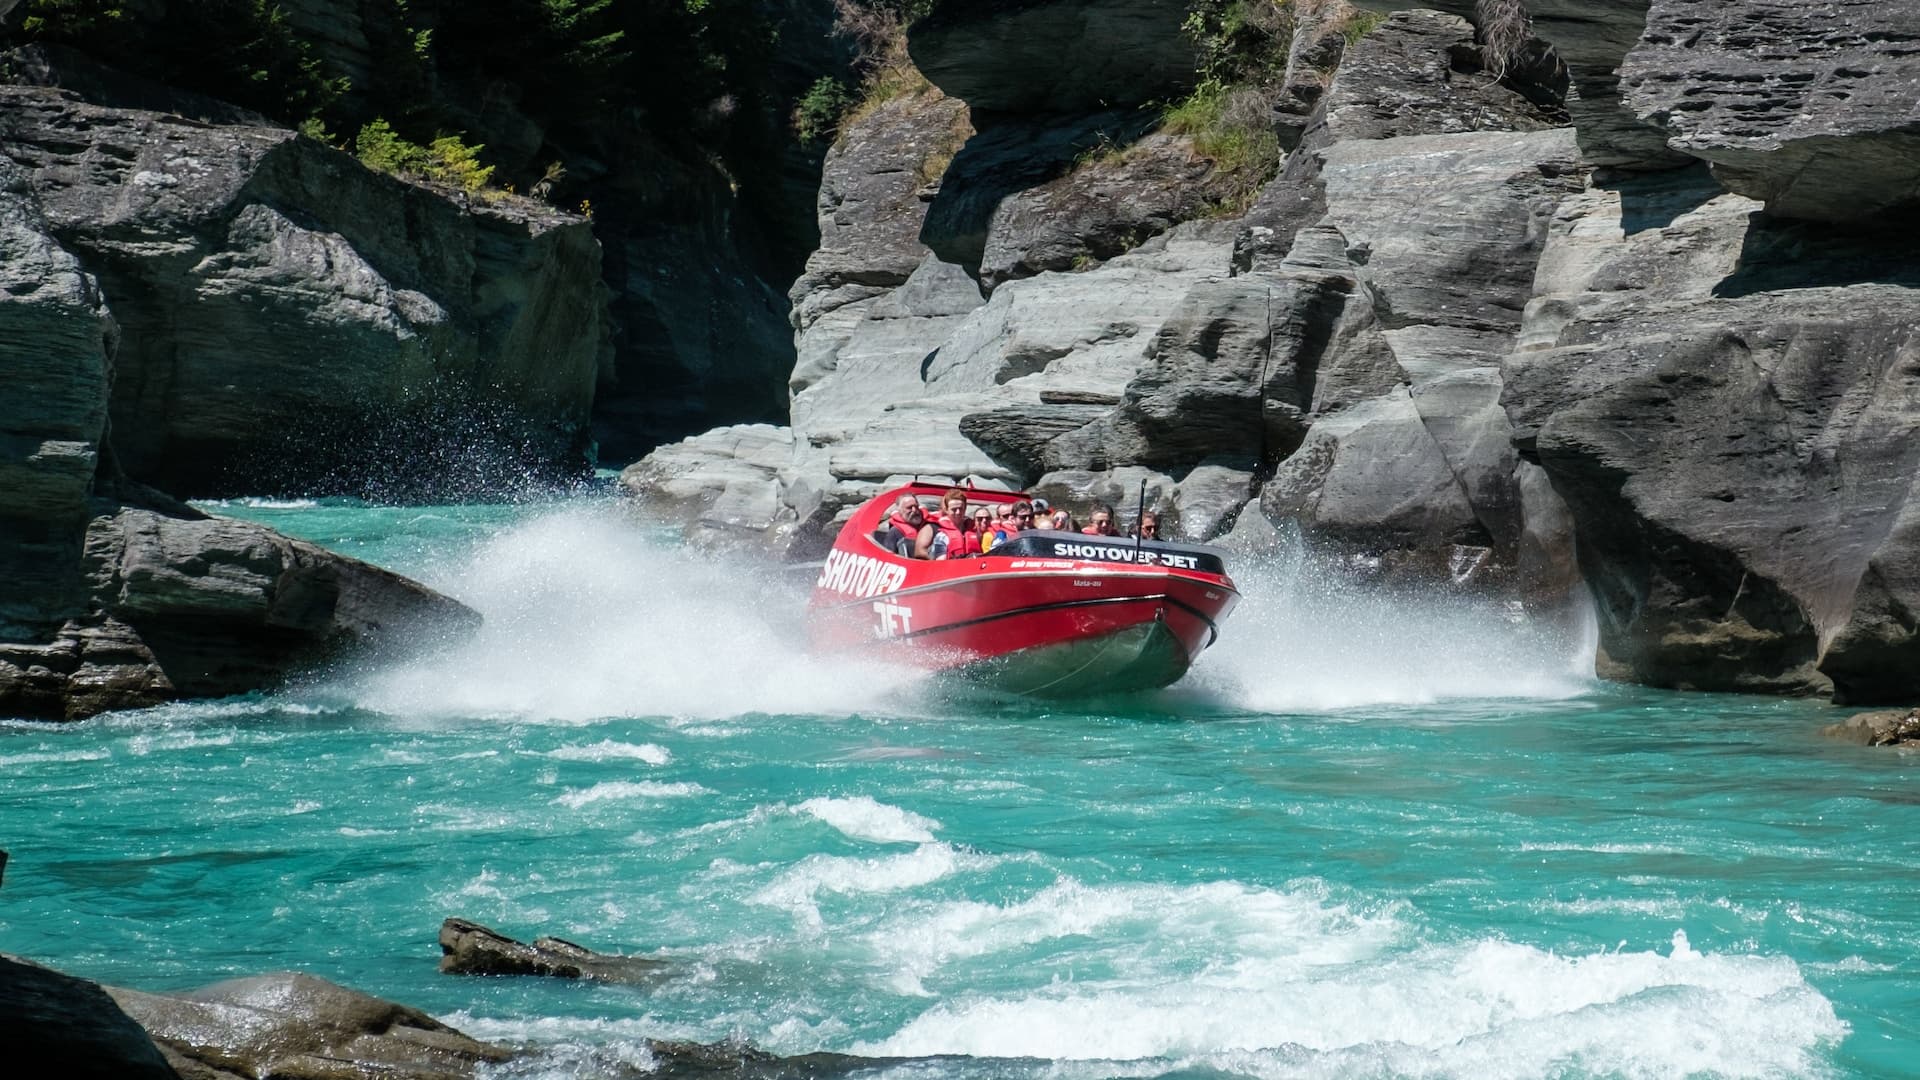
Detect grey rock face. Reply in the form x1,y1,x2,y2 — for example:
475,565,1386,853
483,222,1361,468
909,0,1196,113
0,156,114,642
0,86,605,497
1237,9,1569,273
1505,167,1920,698
1620,0,1920,222
1351,0,1682,169
978,133,1231,289
1250,128,1583,573
790,91,974,333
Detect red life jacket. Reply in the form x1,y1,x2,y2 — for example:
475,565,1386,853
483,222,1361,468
932,513,981,558
993,519,1021,545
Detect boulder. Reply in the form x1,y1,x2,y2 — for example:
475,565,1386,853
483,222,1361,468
909,0,1196,113
1619,0,1920,222
0,954,177,1080
1821,708,1920,747
1504,167,1920,698
111,972,512,1080
438,917,670,983
0,506,479,720
0,85,605,498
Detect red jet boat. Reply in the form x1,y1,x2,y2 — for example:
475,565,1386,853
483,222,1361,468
809,483,1239,694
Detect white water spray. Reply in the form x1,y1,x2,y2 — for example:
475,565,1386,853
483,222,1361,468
1181,532,1598,711
334,502,1595,720
336,503,925,723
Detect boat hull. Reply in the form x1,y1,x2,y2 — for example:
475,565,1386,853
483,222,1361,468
808,484,1238,696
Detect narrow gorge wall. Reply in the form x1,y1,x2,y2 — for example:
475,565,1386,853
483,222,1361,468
627,0,1920,702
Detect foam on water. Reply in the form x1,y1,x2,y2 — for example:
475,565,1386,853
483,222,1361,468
859,919,1843,1074
552,780,710,808
796,796,940,845
542,740,673,765
752,843,996,930
338,504,926,723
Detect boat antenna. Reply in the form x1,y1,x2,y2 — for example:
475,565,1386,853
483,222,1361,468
1134,477,1147,562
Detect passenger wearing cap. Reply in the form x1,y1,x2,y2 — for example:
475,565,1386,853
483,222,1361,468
1030,497,1051,525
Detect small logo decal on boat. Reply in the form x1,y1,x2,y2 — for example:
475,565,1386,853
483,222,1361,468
817,549,910,598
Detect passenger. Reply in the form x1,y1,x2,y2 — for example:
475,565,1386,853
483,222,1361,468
1031,497,1051,523
971,506,997,551
991,500,1032,548
930,487,982,558
1082,503,1117,536
1049,508,1076,532
1135,510,1160,541
885,494,935,559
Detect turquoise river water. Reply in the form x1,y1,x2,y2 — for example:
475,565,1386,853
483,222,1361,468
3,494,1917,1078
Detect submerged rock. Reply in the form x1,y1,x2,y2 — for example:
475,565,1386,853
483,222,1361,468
1822,709,1920,747
438,918,669,983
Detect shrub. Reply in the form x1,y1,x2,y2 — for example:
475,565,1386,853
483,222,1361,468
834,0,935,118
426,134,495,192
794,76,857,145
354,120,495,194
1161,79,1282,214
354,118,428,175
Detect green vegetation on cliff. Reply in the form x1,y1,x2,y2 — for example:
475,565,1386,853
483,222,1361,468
2,0,811,201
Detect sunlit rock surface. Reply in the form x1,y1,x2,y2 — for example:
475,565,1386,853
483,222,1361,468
0,84,605,498
627,0,1920,700
1506,167,1920,698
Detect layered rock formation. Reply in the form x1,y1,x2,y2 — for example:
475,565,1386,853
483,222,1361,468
1,107,479,722
0,80,606,498
628,0,1920,701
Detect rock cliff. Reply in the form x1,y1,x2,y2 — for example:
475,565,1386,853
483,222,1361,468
628,0,1920,701
0,81,606,498
1,127,478,722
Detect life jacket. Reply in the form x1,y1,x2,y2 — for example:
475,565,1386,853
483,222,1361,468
885,510,927,556
992,520,1021,546
932,513,981,558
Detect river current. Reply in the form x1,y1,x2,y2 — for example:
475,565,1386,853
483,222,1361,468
3,493,1915,1078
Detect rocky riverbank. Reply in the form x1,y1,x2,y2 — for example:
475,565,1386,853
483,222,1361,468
2,951,895,1080
626,0,1920,702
